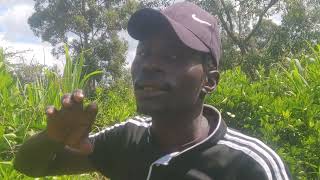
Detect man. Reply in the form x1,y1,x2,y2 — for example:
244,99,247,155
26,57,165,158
14,2,291,180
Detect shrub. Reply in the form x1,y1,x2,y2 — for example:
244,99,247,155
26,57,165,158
0,47,103,179
206,44,320,179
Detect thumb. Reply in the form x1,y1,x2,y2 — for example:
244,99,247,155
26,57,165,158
79,138,94,154
65,138,93,155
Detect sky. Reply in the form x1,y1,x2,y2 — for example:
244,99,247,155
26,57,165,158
0,0,138,69
0,0,61,67
0,0,281,69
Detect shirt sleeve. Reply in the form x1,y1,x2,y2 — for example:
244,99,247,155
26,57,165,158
237,154,270,180
237,153,292,180
88,123,126,178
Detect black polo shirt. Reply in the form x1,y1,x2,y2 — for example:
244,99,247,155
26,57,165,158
88,104,291,180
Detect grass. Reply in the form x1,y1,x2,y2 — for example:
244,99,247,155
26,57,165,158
0,47,107,179
1,44,320,179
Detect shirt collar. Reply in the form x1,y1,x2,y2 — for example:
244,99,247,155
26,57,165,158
175,104,227,155
146,104,227,161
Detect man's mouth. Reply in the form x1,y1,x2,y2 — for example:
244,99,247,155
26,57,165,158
134,82,170,98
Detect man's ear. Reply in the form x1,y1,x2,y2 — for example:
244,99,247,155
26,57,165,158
203,70,220,93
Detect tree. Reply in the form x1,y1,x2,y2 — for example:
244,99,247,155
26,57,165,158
28,0,140,89
188,0,282,73
174,0,280,56
279,0,320,54
140,0,174,8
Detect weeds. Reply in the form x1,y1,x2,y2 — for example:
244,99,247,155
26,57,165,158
0,44,320,179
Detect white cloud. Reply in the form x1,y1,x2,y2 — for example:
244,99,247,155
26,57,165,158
119,30,138,68
0,36,63,68
0,0,63,70
0,0,34,8
0,4,35,42
0,0,137,71
270,13,282,26
125,35,138,68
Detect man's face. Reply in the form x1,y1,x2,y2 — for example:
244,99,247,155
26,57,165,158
131,27,206,116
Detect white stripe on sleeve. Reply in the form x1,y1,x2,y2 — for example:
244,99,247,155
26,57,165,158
225,133,282,180
89,118,151,138
227,128,289,180
218,140,273,180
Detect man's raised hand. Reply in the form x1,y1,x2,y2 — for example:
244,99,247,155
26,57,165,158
45,89,98,155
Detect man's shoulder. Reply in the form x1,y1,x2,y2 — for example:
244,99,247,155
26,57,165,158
215,127,291,180
89,115,152,138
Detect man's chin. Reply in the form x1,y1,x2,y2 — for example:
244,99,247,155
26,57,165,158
136,104,168,116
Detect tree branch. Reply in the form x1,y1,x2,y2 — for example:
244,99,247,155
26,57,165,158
244,0,279,43
219,0,234,33
217,12,239,45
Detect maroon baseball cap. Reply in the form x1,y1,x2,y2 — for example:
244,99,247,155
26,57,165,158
128,2,221,67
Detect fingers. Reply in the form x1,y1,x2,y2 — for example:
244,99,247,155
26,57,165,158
46,89,97,150
79,138,94,154
65,138,93,155
61,93,72,109
70,89,84,110
72,89,84,103
85,102,98,123
61,89,84,110
46,106,58,120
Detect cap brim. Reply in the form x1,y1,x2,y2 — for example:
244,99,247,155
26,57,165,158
128,8,210,53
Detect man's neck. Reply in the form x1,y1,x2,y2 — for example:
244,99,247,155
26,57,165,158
150,105,210,153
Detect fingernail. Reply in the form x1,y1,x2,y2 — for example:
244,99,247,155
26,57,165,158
46,107,55,114
74,91,84,103
63,98,72,107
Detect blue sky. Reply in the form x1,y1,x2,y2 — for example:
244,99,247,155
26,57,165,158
0,6,7,13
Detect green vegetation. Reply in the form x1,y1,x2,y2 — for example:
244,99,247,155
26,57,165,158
1,43,320,179
207,44,320,179
28,0,140,87
0,47,107,179
1,0,319,179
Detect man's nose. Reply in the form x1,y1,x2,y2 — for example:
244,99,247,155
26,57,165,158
141,58,163,74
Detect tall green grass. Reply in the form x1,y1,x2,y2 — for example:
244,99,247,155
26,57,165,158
0,47,104,179
62,46,103,94
1,43,320,179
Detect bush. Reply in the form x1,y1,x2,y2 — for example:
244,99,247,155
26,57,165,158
93,78,136,132
0,47,103,179
206,44,320,179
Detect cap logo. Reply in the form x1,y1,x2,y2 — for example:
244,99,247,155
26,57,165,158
192,14,212,26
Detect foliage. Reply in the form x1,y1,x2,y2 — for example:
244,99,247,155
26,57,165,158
279,0,320,54
205,44,320,179
0,47,104,179
28,0,140,85
9,63,47,85
140,0,174,8
184,0,320,77
2,42,320,179
93,76,136,132
62,45,103,94
191,0,280,55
